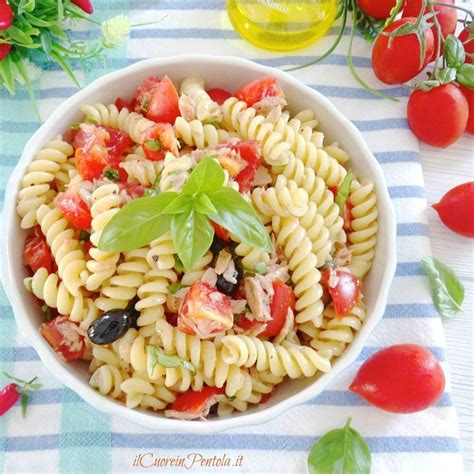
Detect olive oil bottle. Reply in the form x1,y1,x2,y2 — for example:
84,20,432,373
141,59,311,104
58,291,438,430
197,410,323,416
227,0,338,52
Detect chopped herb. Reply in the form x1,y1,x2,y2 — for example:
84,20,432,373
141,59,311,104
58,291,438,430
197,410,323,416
104,168,121,181
174,256,184,272
41,305,52,322
70,123,81,130
208,120,222,129
79,230,91,241
254,262,267,274
141,97,151,110
144,139,162,152
85,117,97,124
335,169,353,216
144,171,162,197
167,283,188,295
227,396,236,402
147,345,196,377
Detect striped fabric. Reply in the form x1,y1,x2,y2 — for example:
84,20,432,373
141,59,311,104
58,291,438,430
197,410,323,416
0,1,463,472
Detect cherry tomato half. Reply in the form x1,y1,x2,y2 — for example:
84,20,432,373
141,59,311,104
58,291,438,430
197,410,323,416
350,344,445,413
207,88,232,105
322,270,361,316
170,386,225,416
23,226,53,274
141,123,179,161
234,77,284,106
40,316,86,361
73,124,109,180
56,190,92,231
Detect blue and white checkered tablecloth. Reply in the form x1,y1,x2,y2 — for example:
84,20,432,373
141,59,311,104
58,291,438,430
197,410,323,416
0,1,464,473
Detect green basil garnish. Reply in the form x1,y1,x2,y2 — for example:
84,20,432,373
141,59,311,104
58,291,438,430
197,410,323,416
335,169,353,216
147,345,196,377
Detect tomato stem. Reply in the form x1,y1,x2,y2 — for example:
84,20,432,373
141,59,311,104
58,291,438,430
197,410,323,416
427,0,445,75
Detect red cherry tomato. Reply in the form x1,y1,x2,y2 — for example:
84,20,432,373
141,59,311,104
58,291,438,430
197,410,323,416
358,0,405,19
134,76,180,124
114,97,131,111
343,200,353,233
235,315,261,332
458,26,474,64
372,18,434,85
56,190,92,230
179,281,233,338
259,388,275,404
99,126,133,181
207,88,232,105
260,279,295,338
118,182,145,199
432,182,474,238
0,0,14,30
322,270,361,316
23,226,53,274
170,386,225,416
0,43,11,60
211,221,231,242
403,0,456,60
234,76,284,106
407,84,468,148
73,124,109,180
141,123,179,161
40,317,86,361
350,344,445,413
460,85,474,134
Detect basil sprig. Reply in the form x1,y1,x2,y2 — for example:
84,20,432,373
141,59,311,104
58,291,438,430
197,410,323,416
422,257,464,318
147,345,196,377
99,157,272,270
335,169,353,216
308,418,371,474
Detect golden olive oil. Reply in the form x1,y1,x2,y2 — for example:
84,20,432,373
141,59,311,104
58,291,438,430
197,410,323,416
227,0,338,52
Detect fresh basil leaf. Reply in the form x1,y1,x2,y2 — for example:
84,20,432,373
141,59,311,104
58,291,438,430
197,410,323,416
182,156,225,195
194,193,218,215
335,170,353,216
434,67,457,85
171,208,214,271
308,418,371,474
41,304,52,322
444,35,465,69
421,257,464,318
208,187,272,252
174,255,184,272
167,283,188,294
147,345,196,376
104,168,120,181
99,193,177,252
162,194,193,215
456,63,474,88
144,139,162,152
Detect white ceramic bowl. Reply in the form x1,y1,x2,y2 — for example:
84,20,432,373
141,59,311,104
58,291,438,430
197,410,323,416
2,55,396,433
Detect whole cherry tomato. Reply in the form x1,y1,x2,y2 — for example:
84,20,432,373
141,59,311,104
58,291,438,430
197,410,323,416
23,226,53,274
372,18,435,85
458,25,474,64
350,344,445,413
358,0,405,20
407,84,468,147
432,182,474,238
403,0,457,60
460,85,474,134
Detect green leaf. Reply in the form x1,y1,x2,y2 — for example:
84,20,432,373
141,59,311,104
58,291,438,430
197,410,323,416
171,209,214,271
79,230,91,241
6,26,34,45
444,35,465,69
162,194,193,215
174,256,184,272
434,67,457,84
456,63,474,88
144,139,162,152
422,257,464,318
147,345,196,377
18,0,36,15
335,170,353,216
194,193,218,215
207,187,272,252
11,54,40,120
167,283,187,294
99,193,177,252
0,54,16,94
104,168,120,181
41,305,52,322
182,156,225,195
21,394,30,418
308,418,371,474
50,50,80,87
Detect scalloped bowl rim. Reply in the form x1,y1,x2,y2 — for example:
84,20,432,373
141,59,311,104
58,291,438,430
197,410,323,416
1,54,397,434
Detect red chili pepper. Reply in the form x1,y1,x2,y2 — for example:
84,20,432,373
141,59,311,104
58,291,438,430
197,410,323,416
0,373,42,418
70,0,94,14
0,43,11,61
0,384,21,416
0,0,13,30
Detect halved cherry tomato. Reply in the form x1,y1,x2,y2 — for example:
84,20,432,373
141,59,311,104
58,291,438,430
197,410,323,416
259,388,275,404
170,386,225,416
432,182,474,238
234,77,284,106
118,182,145,199
460,85,474,135
407,83,468,148
372,18,434,85
403,0,456,60
260,279,295,338
100,126,134,181
179,281,233,338
40,316,85,361
211,221,231,242
141,123,179,161
322,270,361,316
23,226,53,274
343,200,353,232
459,26,474,64
350,344,445,413
57,190,92,230
207,88,232,105
235,315,261,332
134,76,180,124
73,124,109,180
165,312,179,327
115,97,131,111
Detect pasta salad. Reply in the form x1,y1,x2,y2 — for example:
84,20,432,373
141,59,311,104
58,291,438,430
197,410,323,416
17,74,378,420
